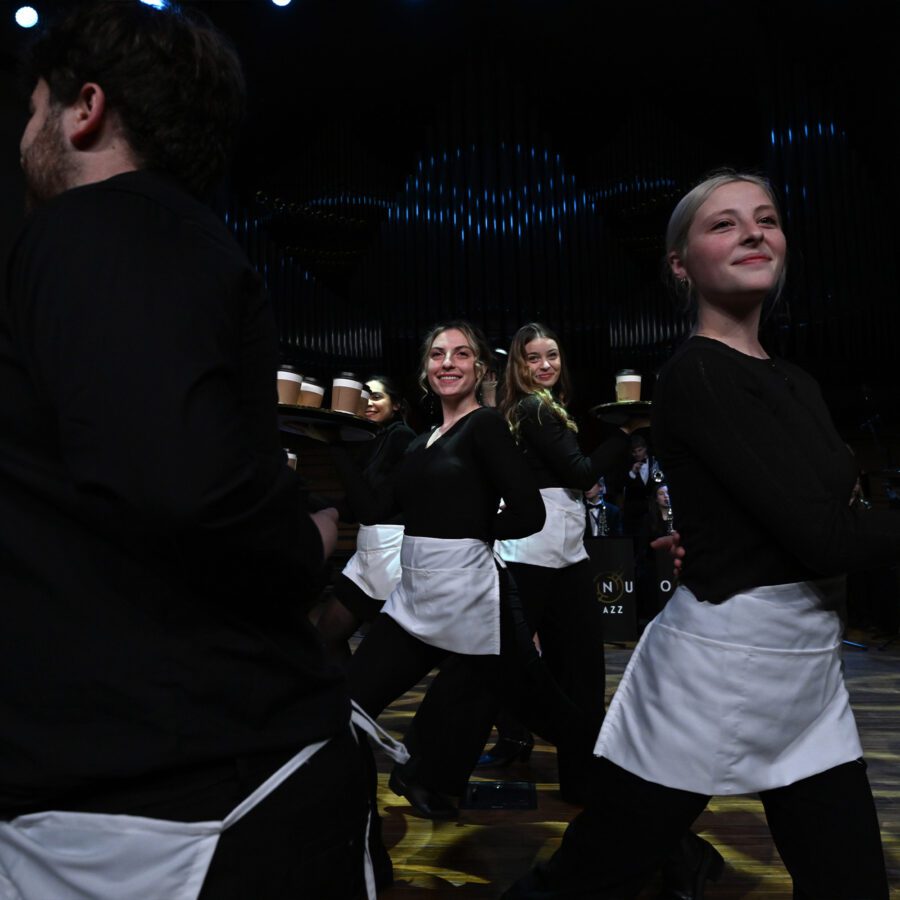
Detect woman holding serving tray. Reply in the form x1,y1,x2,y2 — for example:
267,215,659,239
489,322,643,801
505,170,900,899
315,376,416,662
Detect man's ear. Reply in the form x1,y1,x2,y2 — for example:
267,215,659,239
67,83,107,150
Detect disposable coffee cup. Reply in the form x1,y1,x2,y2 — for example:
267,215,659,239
277,365,303,405
615,369,641,403
331,372,363,414
357,387,371,416
299,376,325,409
285,451,298,470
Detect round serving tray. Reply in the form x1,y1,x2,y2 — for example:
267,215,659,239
590,400,652,426
277,404,378,442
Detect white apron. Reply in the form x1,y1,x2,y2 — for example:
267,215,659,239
495,487,588,568
342,523,405,601
595,578,862,796
383,535,501,655
0,704,408,900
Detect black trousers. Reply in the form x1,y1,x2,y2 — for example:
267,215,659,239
334,571,384,622
397,560,605,798
348,567,593,796
507,560,606,797
503,756,889,899
198,730,370,899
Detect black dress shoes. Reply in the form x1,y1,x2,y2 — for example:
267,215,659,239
476,735,535,768
658,831,725,900
389,765,459,820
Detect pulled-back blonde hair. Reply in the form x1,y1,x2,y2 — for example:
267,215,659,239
665,168,787,313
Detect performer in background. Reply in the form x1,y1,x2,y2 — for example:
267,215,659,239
315,376,415,663
634,483,676,625
505,170,900,899
584,476,622,538
622,433,660,535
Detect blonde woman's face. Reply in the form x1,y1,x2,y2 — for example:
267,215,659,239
427,329,480,400
670,181,786,308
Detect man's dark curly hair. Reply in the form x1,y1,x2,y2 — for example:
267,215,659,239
26,0,246,198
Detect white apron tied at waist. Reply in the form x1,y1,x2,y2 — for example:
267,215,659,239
595,578,862,796
495,487,588,569
0,703,408,900
342,523,405,601
383,535,501,655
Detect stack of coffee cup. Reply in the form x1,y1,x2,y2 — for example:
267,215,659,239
331,372,364,415
277,365,303,405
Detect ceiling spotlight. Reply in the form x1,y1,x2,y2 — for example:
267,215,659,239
14,6,39,28
271,0,292,6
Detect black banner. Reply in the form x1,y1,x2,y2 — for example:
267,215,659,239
584,537,638,642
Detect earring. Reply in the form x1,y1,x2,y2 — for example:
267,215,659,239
421,387,438,419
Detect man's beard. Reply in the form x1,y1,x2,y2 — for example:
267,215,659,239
22,110,74,214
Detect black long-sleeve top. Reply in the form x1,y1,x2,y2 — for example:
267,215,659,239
514,394,632,490
337,418,415,525
653,337,900,604
334,407,545,542
0,172,346,811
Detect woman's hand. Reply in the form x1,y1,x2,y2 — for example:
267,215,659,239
620,415,651,435
650,529,684,576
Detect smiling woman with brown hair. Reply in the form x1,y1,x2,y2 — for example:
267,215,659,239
333,321,568,843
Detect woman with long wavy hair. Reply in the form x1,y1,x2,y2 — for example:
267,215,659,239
494,322,644,801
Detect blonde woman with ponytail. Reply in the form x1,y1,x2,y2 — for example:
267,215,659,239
505,173,900,900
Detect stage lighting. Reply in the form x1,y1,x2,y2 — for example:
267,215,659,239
14,6,39,28
139,0,169,8
271,0,292,7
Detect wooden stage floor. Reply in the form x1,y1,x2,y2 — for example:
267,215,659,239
370,629,900,898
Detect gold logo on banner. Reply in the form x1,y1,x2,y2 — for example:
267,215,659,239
593,571,634,605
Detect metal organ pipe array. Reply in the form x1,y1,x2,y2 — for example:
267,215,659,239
219,54,899,416
766,108,900,381
356,141,683,382
223,201,384,374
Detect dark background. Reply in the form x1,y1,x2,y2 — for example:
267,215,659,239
2,0,899,457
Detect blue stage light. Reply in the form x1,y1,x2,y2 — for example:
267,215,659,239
139,0,169,8
15,6,39,27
